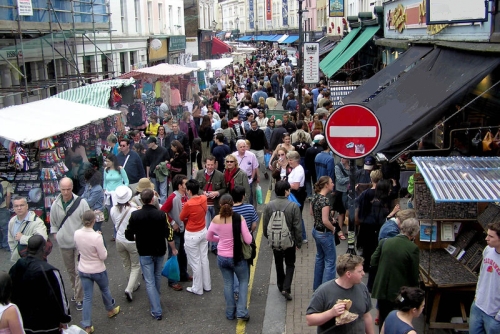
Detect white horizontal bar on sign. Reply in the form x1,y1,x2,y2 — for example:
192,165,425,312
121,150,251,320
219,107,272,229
329,126,377,138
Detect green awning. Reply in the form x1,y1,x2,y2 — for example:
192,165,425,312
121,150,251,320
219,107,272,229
54,78,135,108
321,26,378,78
328,26,378,77
319,27,361,75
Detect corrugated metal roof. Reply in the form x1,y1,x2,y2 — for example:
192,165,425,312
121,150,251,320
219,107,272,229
413,156,500,203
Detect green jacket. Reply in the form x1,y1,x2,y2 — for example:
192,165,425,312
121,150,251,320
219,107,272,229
371,234,420,301
154,162,169,182
195,169,227,214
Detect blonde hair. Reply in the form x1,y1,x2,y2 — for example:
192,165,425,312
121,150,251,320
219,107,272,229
82,210,96,227
370,170,383,184
224,154,239,169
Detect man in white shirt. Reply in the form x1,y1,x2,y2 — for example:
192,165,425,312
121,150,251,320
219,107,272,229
232,140,259,209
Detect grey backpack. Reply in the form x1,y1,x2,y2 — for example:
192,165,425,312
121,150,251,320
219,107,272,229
267,202,293,250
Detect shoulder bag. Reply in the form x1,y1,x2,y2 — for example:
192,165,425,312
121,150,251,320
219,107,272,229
17,215,54,260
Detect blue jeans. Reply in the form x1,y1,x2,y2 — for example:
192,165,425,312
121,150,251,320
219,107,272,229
78,270,115,328
0,208,10,249
218,255,249,320
205,206,216,251
312,228,337,291
470,302,500,334
150,177,168,204
140,255,164,317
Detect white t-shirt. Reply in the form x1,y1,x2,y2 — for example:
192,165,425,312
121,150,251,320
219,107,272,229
288,165,305,187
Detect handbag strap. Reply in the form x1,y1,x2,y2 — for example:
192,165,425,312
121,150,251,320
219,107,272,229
59,197,83,231
116,207,130,231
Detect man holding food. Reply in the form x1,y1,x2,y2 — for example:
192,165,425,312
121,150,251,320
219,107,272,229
306,254,374,334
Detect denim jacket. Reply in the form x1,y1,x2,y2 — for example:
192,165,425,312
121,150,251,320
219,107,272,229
81,184,104,211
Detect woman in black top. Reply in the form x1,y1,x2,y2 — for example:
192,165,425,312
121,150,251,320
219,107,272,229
169,140,189,179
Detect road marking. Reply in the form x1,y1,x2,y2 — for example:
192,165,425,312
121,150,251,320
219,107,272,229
329,126,377,137
236,189,271,334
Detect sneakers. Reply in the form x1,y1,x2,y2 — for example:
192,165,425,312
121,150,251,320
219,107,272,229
186,287,202,295
85,326,94,334
282,291,293,301
237,314,250,321
169,283,183,291
302,239,308,244
76,301,83,311
151,312,162,321
70,296,76,302
108,306,120,318
125,291,133,302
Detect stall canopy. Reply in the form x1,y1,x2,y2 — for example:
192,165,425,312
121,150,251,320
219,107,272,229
186,58,234,71
212,37,232,55
119,63,197,78
238,36,253,42
0,98,120,143
413,156,500,203
269,34,284,42
343,45,434,104
277,35,289,43
280,35,299,44
53,78,135,108
362,47,500,156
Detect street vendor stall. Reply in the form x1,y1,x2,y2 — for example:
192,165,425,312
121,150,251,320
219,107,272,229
118,63,199,118
412,156,500,331
0,98,120,224
186,58,234,91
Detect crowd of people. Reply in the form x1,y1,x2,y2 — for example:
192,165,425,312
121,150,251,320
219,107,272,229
1,45,499,334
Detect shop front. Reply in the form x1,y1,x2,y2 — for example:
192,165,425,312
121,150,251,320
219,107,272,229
168,36,187,64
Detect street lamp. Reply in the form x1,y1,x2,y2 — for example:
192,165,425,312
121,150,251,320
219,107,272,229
235,16,240,41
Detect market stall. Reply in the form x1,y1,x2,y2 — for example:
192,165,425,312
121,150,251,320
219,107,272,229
118,63,199,118
412,156,500,331
0,98,121,224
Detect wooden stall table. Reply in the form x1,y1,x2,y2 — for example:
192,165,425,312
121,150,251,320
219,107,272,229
419,249,477,331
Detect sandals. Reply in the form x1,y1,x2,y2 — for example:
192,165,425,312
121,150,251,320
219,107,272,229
338,233,347,240
108,306,120,318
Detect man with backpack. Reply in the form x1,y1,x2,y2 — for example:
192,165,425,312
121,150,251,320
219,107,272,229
263,181,302,301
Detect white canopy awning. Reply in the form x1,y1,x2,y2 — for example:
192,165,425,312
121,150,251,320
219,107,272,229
186,58,234,71
0,98,120,143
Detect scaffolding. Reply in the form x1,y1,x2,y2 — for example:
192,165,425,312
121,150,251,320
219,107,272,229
0,0,114,106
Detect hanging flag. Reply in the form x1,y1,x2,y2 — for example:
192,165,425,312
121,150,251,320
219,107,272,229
282,0,288,26
249,0,255,29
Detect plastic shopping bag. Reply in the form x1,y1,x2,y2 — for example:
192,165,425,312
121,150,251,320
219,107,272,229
264,153,271,167
62,325,86,334
288,192,301,207
256,184,263,205
161,255,180,281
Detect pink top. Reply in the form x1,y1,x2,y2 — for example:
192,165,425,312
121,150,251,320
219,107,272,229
74,227,107,274
206,216,252,258
232,151,259,184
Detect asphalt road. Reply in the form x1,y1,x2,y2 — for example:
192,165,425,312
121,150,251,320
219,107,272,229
0,176,275,334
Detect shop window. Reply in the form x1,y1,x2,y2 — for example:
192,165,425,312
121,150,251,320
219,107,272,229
120,52,125,74
134,0,140,33
120,0,127,33
83,56,91,74
101,54,109,79
148,1,153,34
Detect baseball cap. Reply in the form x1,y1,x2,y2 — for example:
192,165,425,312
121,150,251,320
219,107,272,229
313,134,324,144
364,156,375,170
147,137,157,144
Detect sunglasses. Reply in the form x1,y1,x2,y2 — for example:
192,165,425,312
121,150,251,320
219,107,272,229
225,160,235,163
119,144,127,147
278,154,285,156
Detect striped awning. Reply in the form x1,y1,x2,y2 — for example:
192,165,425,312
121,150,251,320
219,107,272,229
413,156,500,203
54,78,135,108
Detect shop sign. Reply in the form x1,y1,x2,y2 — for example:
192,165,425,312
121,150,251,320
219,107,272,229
303,43,319,84
17,0,33,16
149,38,168,62
169,36,186,51
427,0,487,24
329,0,344,18
387,1,450,36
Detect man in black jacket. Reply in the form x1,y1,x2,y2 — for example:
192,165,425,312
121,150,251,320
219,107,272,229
246,120,270,179
125,189,177,321
269,119,288,151
9,235,71,334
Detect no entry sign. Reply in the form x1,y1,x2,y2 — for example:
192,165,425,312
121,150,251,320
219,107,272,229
325,104,381,159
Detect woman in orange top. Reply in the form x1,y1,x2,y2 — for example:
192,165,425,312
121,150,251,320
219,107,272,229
179,179,211,295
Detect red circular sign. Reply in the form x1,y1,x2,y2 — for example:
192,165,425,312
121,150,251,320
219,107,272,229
325,104,381,159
